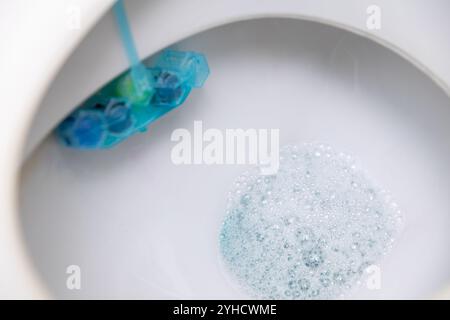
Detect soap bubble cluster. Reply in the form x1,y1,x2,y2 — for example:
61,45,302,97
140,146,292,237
219,143,402,299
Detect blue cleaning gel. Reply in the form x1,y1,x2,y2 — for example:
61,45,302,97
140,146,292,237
56,50,209,149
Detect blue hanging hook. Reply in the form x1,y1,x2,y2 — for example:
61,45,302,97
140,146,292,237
56,0,209,149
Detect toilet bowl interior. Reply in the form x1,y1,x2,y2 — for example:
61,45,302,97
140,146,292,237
20,18,450,299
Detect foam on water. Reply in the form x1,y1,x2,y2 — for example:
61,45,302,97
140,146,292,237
219,143,403,299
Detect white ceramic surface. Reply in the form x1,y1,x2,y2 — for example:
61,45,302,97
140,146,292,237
21,18,450,299
0,0,114,298
1,0,450,298
23,0,450,158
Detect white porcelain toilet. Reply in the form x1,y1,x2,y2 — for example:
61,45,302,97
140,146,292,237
2,0,450,299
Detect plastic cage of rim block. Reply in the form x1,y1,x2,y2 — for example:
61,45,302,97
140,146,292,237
56,50,209,149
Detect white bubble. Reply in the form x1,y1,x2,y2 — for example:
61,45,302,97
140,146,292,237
219,143,402,299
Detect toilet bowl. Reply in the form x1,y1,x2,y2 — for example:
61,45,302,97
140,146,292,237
2,0,450,299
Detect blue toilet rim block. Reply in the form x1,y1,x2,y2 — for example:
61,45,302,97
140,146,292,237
55,0,209,149
56,50,209,149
